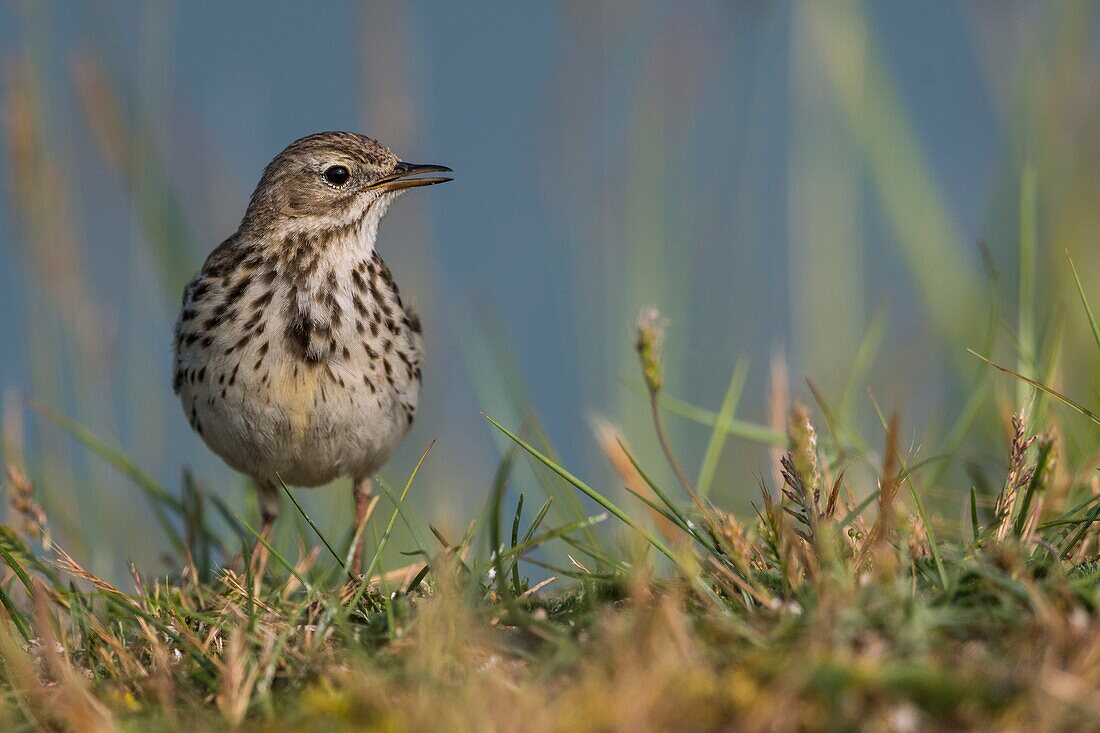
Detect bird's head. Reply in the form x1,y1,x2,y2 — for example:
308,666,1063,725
240,131,451,239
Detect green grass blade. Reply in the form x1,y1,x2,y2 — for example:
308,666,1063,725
968,349,1100,426
489,449,512,598
1012,441,1052,538
928,378,991,486
649,389,785,445
0,582,31,643
34,403,187,554
484,414,677,563
374,476,431,559
1039,494,1100,531
839,307,888,417
520,498,553,548
970,487,980,542
278,476,350,578
838,489,880,529
617,439,714,550
1059,502,1100,560
0,545,35,595
1067,251,1100,356
338,441,435,622
1017,163,1037,409
495,513,609,564
696,358,749,498
237,515,322,599
868,395,948,589
623,485,689,533
510,493,525,591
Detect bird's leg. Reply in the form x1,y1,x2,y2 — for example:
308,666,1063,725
351,476,373,576
250,479,280,584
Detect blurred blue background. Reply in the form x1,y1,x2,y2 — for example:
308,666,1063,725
3,2,1100,576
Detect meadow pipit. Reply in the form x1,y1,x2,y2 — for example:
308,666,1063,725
172,132,451,573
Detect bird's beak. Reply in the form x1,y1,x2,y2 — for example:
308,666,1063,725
369,162,453,192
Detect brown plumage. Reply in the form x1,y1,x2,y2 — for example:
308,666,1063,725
172,131,450,574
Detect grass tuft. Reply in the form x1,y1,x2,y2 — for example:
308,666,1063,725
0,316,1097,731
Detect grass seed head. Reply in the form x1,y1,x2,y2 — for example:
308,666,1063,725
788,403,821,499
636,306,667,396
5,465,50,550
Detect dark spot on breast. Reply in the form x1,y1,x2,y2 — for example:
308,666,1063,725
376,258,395,288
325,364,345,388
225,332,252,355
226,275,252,304
213,303,239,324
253,290,274,308
301,255,320,279
285,313,314,361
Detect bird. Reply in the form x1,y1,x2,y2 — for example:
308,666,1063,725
172,131,451,574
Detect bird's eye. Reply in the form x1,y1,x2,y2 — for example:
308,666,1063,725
323,165,351,187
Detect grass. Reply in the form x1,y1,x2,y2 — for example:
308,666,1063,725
0,311,1097,732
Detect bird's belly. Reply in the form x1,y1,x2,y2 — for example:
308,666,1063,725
181,355,418,486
